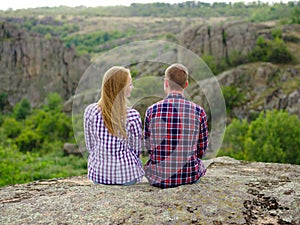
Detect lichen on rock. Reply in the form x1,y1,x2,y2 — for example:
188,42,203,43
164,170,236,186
0,156,299,224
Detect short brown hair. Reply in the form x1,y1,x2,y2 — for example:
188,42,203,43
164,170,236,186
165,63,188,90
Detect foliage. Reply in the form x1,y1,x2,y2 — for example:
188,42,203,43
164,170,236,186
267,37,294,63
202,32,293,75
0,92,8,111
15,129,42,152
1,2,299,22
0,145,86,187
45,92,63,112
22,17,80,38
62,30,127,54
218,110,300,165
0,93,87,187
13,98,31,120
248,35,294,64
2,117,22,138
271,28,282,39
201,54,220,75
290,7,300,24
222,86,245,115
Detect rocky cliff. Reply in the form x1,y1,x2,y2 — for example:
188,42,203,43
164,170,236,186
181,21,300,64
0,157,299,225
1,20,299,119
216,62,300,119
180,21,300,119
0,22,90,107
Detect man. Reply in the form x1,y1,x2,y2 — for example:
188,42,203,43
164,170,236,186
144,63,209,188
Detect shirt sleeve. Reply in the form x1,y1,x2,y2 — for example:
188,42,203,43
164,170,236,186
144,108,151,155
83,106,94,153
197,109,209,159
129,111,142,158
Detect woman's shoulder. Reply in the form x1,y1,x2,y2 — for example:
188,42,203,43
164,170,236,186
84,103,100,115
127,107,141,119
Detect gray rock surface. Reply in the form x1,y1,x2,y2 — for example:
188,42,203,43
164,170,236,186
181,22,300,65
1,157,299,224
216,63,300,119
0,23,90,107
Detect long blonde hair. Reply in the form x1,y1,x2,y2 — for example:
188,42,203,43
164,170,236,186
98,66,130,138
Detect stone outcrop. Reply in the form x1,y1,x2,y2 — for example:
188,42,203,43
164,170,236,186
63,142,84,156
181,21,300,64
0,22,90,107
181,21,269,63
0,157,299,224
216,63,300,119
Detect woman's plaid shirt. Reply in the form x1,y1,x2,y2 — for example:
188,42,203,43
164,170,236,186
84,103,145,184
144,93,209,188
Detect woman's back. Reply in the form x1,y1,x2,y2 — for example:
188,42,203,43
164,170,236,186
84,103,144,184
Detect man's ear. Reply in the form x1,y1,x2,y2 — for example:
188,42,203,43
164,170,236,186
165,79,169,88
184,80,188,89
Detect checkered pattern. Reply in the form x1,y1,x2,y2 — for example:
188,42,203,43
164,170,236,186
84,103,145,184
144,93,208,188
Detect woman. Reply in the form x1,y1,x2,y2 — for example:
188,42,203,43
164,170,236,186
84,66,144,185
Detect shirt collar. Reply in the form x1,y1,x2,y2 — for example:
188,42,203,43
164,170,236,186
166,93,185,100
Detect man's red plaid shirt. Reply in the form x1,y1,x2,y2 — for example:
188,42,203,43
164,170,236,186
144,93,209,188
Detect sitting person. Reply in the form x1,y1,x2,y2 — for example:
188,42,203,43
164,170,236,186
84,66,144,185
144,63,209,188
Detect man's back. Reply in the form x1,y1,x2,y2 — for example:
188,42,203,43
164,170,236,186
144,93,208,188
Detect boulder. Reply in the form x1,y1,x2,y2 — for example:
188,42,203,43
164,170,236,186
0,157,299,224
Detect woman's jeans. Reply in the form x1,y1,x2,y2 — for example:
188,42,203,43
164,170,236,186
93,178,137,186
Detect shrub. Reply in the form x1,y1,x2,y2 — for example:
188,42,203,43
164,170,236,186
15,129,42,152
13,98,31,120
201,54,219,75
222,86,245,115
248,36,293,64
2,117,22,138
271,28,282,39
45,92,63,112
0,92,8,111
248,36,268,62
268,37,293,63
0,145,87,187
218,110,300,164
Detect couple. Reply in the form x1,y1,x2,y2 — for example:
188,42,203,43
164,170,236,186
84,63,209,188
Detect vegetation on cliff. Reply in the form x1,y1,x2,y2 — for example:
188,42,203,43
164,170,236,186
218,110,300,165
0,93,86,187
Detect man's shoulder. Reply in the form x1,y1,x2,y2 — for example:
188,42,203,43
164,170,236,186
186,99,203,110
146,99,165,112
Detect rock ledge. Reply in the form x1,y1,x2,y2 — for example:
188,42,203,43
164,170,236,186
0,157,299,224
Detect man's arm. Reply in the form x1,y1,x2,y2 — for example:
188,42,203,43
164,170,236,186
197,110,209,159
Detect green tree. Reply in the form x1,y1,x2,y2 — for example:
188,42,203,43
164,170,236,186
218,110,300,164
15,129,42,152
218,119,249,159
268,37,293,63
0,92,8,111
45,92,63,111
290,7,300,24
248,36,268,62
13,98,31,120
222,86,245,115
249,36,293,64
2,117,22,138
